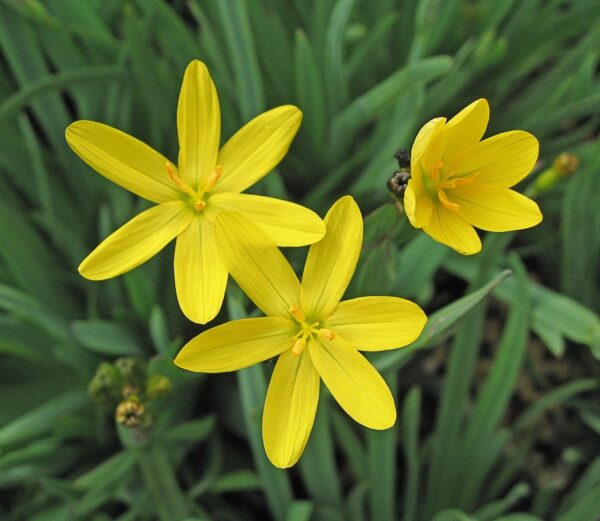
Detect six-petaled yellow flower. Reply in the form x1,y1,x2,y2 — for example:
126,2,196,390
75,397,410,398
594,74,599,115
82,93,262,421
66,60,325,324
175,196,427,468
404,99,543,254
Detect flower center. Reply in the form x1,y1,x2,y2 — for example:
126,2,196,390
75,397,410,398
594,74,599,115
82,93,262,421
423,160,480,212
289,305,335,356
165,162,222,212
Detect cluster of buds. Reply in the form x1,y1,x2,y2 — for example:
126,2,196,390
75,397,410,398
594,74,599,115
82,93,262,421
529,152,580,197
88,357,172,429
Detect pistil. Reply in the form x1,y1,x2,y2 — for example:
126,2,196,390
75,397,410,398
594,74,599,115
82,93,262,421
289,305,336,356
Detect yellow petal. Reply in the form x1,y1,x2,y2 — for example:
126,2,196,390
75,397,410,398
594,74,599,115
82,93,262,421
209,193,325,246
301,196,362,322
442,99,490,171
263,350,320,468
452,182,543,232
308,336,396,429
66,121,180,203
411,117,446,168
177,60,220,189
174,217,228,324
423,204,482,255
215,106,302,193
325,296,427,351
404,178,433,228
454,131,539,187
214,211,301,318
79,201,193,280
175,316,296,372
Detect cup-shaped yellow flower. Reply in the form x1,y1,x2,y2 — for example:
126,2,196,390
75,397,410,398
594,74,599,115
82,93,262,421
66,60,325,324
175,196,427,468
404,99,542,254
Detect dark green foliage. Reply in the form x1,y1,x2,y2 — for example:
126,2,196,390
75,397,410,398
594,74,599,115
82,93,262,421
1,1,600,520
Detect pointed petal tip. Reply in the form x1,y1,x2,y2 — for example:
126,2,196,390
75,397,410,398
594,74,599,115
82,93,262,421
369,409,397,430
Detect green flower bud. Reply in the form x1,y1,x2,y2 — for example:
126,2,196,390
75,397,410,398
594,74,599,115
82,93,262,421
89,362,122,403
114,357,146,387
145,374,172,400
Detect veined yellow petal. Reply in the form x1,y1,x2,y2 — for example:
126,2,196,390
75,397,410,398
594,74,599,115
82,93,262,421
214,211,301,318
79,201,193,280
175,316,296,372
452,182,542,231
209,193,325,246
404,178,433,228
324,296,427,351
454,131,539,187
411,117,446,168
174,217,228,324
308,336,396,429
177,60,220,189
301,196,362,322
215,106,302,194
263,349,320,468
423,204,482,255
66,121,180,203
442,99,490,172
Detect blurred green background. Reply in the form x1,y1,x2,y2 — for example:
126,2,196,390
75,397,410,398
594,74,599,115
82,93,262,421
1,1,600,520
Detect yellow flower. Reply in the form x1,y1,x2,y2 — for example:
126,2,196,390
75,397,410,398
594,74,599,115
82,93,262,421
175,196,427,468
66,60,325,324
404,99,542,255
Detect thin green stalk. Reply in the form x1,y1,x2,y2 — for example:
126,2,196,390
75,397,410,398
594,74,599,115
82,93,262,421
298,395,343,513
136,444,190,521
237,366,294,521
368,370,399,521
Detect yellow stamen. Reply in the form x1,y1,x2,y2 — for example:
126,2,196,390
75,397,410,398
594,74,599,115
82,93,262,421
193,200,206,211
290,305,306,323
318,328,336,341
438,189,460,211
204,165,223,192
447,172,480,188
292,337,306,356
431,161,444,183
166,162,196,197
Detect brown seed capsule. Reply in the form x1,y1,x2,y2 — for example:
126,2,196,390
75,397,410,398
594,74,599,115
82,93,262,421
387,170,412,198
388,149,412,198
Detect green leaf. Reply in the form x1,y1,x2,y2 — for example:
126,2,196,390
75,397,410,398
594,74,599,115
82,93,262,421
72,320,143,356
0,391,86,448
332,55,453,143
211,469,261,493
74,450,137,490
285,501,314,521
162,417,216,444
0,66,122,123
374,269,512,371
400,387,421,521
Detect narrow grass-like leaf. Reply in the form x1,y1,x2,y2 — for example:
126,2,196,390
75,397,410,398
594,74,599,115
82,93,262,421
332,56,453,148
374,269,512,371
400,387,421,521
368,370,398,521
228,291,293,521
74,450,137,490
457,255,530,508
0,391,86,448
72,320,143,356
298,397,342,513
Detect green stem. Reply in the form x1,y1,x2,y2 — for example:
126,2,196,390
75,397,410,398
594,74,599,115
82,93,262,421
137,443,190,521
298,394,343,513
237,366,294,521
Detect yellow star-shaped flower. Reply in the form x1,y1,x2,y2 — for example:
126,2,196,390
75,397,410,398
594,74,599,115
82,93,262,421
66,60,325,324
175,196,427,468
404,99,543,254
